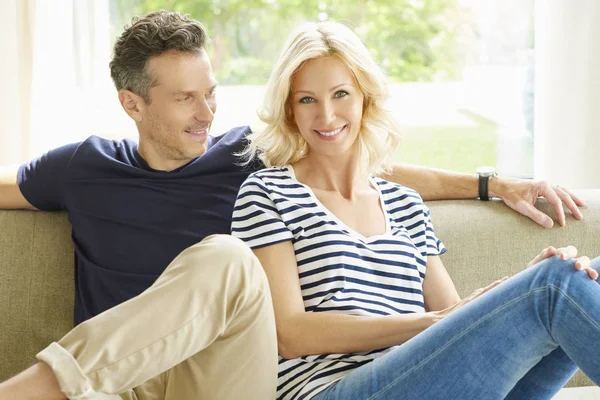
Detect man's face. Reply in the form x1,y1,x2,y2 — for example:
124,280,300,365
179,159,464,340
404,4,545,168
137,49,217,170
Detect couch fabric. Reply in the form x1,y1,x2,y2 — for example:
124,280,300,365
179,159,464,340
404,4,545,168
1,191,600,387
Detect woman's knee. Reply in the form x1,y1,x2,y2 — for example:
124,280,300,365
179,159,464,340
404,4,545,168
531,255,582,285
590,256,600,273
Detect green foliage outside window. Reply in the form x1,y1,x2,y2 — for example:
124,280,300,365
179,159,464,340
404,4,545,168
110,0,458,84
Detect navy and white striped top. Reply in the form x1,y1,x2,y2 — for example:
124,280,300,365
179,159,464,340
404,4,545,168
231,166,446,400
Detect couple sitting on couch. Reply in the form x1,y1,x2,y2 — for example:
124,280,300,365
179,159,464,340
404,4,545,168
1,10,599,400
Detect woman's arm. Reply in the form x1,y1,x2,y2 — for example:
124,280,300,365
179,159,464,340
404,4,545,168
422,255,461,311
252,240,438,359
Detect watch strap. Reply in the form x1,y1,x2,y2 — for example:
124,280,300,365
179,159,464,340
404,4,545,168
478,174,490,201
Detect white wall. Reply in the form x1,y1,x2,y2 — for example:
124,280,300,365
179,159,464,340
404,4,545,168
535,0,600,188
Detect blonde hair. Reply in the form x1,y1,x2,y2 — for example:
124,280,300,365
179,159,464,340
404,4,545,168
244,21,402,176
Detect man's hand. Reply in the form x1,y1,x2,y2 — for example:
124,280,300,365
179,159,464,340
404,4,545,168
527,245,597,280
490,178,584,228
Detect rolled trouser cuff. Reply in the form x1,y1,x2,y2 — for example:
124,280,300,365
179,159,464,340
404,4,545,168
36,342,98,399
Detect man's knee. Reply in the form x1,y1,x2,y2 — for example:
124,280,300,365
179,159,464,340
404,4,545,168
199,234,259,270
176,235,266,286
181,234,253,260
203,234,254,256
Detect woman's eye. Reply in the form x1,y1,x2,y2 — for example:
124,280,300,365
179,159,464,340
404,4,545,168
299,97,315,104
179,96,192,102
334,90,349,98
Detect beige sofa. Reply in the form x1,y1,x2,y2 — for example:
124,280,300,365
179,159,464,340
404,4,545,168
1,192,600,391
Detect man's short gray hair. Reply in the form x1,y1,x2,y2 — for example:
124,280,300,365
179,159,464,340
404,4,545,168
109,10,208,103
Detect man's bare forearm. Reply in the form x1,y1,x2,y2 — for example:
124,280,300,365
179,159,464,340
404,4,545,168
0,165,36,210
382,163,479,201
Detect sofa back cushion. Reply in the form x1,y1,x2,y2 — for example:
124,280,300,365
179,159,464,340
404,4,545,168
1,192,599,385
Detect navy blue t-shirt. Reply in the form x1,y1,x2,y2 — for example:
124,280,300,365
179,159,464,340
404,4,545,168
18,126,262,325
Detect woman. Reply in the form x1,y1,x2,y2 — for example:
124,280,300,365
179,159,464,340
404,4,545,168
231,21,600,400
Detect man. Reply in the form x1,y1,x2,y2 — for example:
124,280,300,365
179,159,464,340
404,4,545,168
0,10,584,400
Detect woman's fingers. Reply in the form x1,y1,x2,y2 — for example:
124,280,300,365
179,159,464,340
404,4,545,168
529,247,597,280
527,246,557,268
571,256,598,280
556,245,578,260
554,248,598,280
574,256,590,270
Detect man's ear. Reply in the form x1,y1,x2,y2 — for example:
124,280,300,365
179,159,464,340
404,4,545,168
118,89,146,122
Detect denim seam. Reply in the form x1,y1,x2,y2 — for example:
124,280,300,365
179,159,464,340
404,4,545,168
368,285,554,400
551,284,600,331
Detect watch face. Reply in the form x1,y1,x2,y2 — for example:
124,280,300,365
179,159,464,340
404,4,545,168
476,166,496,176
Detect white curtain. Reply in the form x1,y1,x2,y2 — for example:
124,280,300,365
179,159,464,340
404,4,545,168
0,0,114,164
534,0,600,188
0,0,31,165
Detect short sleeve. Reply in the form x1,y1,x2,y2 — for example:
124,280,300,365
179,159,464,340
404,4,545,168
423,207,446,256
231,175,293,249
17,142,81,211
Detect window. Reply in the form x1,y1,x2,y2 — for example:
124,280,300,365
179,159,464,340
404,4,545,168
63,0,537,176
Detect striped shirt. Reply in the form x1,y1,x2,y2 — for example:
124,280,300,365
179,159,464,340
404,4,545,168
231,166,446,400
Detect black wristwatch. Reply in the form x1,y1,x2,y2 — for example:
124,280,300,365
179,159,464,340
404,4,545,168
476,166,497,201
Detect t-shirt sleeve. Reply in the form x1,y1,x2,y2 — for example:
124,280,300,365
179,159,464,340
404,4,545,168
231,175,293,249
17,142,81,211
423,206,446,256
395,186,446,258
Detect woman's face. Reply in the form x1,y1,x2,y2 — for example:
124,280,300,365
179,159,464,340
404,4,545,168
290,56,364,159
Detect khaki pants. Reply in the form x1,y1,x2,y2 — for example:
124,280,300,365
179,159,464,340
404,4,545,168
36,235,278,400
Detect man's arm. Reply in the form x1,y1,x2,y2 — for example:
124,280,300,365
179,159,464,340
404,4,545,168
0,166,37,210
382,163,584,228
380,164,478,200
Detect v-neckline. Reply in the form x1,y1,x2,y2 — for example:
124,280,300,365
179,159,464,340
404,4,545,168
284,165,391,242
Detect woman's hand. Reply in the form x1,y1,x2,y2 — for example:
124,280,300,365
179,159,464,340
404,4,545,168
431,277,508,321
527,246,597,280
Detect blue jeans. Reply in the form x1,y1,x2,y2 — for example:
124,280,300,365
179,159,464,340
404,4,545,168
313,256,600,400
